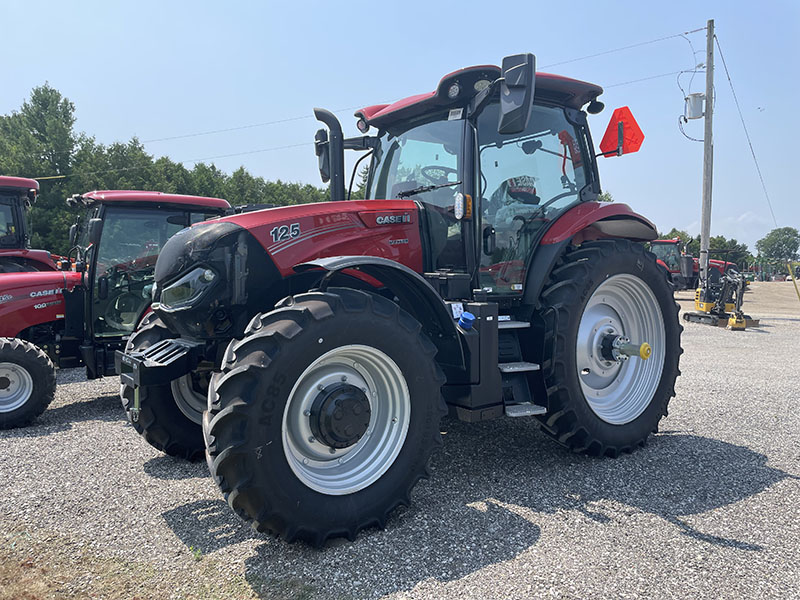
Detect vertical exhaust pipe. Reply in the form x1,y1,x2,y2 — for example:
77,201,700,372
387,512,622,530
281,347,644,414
313,108,346,202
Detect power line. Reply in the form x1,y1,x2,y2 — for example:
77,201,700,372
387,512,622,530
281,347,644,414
540,26,706,69
140,30,706,146
605,71,682,88
714,34,778,228
141,106,360,143
32,142,313,181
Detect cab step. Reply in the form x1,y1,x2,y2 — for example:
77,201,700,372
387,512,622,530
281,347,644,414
498,361,540,373
505,402,547,417
498,320,530,330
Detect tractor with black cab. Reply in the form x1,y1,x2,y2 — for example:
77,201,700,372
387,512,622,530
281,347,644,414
117,53,683,545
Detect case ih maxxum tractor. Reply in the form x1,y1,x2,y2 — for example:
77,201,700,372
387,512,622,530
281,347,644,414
117,54,682,545
0,191,230,428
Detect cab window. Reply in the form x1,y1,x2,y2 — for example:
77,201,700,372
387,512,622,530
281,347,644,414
477,103,587,294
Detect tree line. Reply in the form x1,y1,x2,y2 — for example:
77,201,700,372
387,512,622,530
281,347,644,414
657,226,799,269
0,85,332,254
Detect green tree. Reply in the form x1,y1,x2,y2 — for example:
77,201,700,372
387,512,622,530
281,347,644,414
756,227,800,262
597,191,613,202
658,228,699,255
708,235,753,266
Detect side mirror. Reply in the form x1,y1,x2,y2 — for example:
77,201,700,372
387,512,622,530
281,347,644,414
498,53,536,135
97,275,108,300
69,223,77,247
482,225,496,255
88,218,103,246
315,128,331,183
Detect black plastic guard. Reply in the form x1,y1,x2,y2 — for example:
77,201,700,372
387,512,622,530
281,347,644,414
115,338,203,388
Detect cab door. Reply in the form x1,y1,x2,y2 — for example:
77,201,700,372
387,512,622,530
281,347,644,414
475,102,589,296
89,206,189,339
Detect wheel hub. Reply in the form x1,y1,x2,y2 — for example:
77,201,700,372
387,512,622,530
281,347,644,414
0,362,35,413
310,383,371,449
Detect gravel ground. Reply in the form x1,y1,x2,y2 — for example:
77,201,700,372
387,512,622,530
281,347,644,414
2,281,799,599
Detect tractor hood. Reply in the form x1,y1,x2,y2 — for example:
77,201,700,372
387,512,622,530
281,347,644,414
151,201,423,340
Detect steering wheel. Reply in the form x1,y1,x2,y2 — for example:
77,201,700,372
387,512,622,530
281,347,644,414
102,292,143,332
420,165,458,185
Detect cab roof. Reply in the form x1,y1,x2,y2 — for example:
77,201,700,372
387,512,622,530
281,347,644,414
0,176,39,192
355,65,603,129
75,190,230,210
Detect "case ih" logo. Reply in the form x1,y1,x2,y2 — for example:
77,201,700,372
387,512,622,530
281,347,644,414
376,213,411,225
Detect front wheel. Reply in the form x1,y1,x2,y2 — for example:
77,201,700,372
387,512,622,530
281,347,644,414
0,338,56,429
120,314,206,460
536,239,682,456
204,288,446,545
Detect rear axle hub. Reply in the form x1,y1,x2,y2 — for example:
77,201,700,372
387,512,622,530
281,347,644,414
309,383,371,449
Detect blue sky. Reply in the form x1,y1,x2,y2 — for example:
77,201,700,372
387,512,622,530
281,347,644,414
5,0,799,251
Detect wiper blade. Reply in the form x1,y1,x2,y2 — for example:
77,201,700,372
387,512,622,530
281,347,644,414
397,181,462,199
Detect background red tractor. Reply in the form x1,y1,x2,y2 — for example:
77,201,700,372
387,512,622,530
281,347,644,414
651,237,735,291
0,190,230,428
118,54,682,545
0,176,59,273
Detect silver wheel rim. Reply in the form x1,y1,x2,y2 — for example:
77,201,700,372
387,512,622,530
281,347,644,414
170,374,207,425
0,362,35,413
282,345,410,495
576,274,666,425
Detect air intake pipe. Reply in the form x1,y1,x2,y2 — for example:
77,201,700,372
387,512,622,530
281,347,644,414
313,108,346,202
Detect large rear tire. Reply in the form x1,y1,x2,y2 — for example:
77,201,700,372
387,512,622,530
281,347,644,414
204,288,446,545
120,314,206,460
0,338,56,429
536,239,682,456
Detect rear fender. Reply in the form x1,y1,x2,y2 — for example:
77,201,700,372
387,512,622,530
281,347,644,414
522,202,658,306
295,256,465,375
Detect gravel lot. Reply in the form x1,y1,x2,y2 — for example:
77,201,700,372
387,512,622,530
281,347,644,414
2,281,799,599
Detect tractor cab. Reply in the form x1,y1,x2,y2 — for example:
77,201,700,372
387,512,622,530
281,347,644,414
0,176,57,272
66,191,230,377
316,54,643,302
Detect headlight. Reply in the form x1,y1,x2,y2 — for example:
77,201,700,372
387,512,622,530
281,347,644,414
157,267,216,312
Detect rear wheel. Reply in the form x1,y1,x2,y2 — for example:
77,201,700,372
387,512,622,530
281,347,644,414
0,338,56,429
120,314,205,460
204,288,446,545
536,239,682,456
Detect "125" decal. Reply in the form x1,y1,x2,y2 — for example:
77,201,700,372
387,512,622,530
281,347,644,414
270,223,301,242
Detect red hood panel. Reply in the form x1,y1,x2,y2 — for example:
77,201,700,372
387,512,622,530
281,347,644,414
216,200,423,276
0,271,81,337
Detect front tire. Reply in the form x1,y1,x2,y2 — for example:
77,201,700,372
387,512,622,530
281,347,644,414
0,338,56,429
204,288,446,545
536,239,682,456
120,314,206,460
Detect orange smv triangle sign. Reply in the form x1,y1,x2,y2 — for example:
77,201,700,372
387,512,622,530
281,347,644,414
599,106,644,157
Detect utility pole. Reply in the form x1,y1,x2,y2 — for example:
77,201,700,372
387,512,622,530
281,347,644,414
698,19,714,286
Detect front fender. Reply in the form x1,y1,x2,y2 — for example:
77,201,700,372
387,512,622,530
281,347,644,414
295,256,465,375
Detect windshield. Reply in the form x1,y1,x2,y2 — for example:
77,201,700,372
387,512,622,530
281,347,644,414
368,115,468,271
650,243,681,270
368,116,463,201
0,196,19,245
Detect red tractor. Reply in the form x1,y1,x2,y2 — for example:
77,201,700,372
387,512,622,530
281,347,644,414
0,190,230,428
117,54,682,545
0,176,60,272
651,238,735,291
